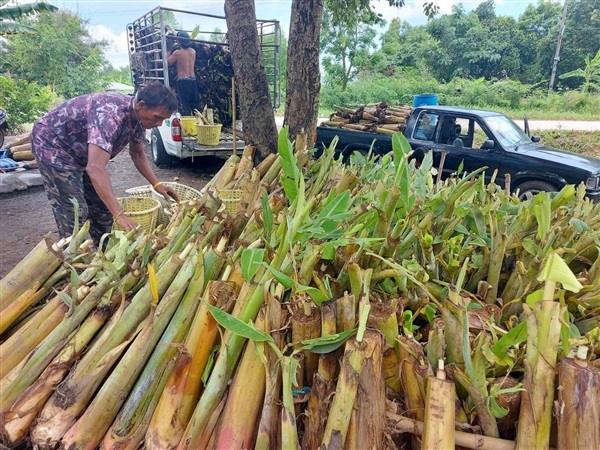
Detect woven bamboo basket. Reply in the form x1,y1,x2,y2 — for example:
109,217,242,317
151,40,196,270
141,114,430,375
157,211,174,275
113,196,161,234
125,182,202,226
218,189,243,215
150,182,202,206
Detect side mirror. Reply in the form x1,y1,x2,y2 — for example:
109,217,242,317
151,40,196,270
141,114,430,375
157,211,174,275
480,139,495,150
531,135,541,143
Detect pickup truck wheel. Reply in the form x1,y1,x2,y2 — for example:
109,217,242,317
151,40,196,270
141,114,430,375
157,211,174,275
515,180,556,201
151,129,171,168
342,149,370,164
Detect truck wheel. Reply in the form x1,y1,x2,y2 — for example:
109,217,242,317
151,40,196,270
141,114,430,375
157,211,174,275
514,180,556,201
151,129,171,168
342,149,370,164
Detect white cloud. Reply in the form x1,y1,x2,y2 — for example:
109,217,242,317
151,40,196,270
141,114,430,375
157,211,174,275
88,23,130,68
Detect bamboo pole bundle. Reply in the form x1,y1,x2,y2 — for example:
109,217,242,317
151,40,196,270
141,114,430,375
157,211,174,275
255,283,286,450
515,301,562,450
1,129,600,449
321,334,367,448
0,237,68,311
557,347,600,450
1,295,123,445
145,279,235,450
346,329,386,449
30,248,188,449
61,247,198,450
291,299,321,386
421,360,455,450
212,312,267,449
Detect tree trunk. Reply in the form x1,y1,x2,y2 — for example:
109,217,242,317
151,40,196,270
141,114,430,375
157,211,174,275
224,0,278,162
284,0,325,143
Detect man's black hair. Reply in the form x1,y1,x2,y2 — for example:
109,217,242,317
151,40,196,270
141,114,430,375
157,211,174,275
136,82,178,113
177,31,192,49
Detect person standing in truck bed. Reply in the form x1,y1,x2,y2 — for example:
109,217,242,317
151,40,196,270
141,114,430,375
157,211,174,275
168,31,202,116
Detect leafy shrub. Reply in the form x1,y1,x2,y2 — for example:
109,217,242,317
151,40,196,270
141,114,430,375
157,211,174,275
0,75,57,132
321,72,600,119
321,69,440,108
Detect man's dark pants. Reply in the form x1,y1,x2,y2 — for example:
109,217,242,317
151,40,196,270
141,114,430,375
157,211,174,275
176,78,201,116
37,160,113,245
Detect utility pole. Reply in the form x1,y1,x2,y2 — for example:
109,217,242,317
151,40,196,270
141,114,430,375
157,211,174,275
548,0,569,94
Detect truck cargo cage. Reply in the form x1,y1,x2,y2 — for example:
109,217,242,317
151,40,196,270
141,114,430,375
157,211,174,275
127,7,281,110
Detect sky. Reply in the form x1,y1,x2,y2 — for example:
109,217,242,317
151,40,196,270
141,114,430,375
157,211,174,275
45,0,556,69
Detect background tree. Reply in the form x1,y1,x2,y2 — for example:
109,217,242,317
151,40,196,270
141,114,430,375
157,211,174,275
224,0,278,160
556,0,600,89
283,0,437,145
283,0,325,142
559,49,600,92
320,4,381,91
102,64,133,85
5,10,110,98
516,1,562,84
0,0,56,34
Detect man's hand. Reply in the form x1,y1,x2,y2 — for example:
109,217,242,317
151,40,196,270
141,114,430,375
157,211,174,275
155,183,181,203
115,212,139,232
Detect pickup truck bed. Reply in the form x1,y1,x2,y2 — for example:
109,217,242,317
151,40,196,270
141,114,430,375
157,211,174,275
150,127,245,166
180,130,244,156
315,126,393,161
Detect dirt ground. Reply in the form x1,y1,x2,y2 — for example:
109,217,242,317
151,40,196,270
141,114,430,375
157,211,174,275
0,140,228,278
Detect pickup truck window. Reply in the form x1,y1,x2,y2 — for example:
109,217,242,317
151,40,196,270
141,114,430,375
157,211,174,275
483,115,531,148
413,112,439,141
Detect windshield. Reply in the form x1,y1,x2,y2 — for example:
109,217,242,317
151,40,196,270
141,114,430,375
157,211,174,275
483,115,531,148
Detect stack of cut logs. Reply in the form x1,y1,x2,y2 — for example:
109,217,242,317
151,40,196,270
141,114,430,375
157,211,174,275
6,134,36,169
320,102,413,135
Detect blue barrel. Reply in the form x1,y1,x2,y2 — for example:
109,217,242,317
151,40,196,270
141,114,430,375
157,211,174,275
413,93,438,107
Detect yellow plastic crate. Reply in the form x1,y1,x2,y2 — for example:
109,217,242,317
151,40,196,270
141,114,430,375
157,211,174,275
218,189,242,215
196,124,222,146
114,196,161,234
181,116,197,136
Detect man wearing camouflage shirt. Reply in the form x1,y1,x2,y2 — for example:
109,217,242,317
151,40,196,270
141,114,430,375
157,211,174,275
31,82,180,245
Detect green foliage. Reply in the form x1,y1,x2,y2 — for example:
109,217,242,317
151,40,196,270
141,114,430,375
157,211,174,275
0,74,57,130
102,65,133,85
559,49,600,93
320,69,439,107
534,129,600,158
326,0,597,93
320,3,381,91
0,1,57,35
4,10,110,98
320,69,600,120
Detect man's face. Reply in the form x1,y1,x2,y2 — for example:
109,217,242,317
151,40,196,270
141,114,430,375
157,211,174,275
138,103,172,129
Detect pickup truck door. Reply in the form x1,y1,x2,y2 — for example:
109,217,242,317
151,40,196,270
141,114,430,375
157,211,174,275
432,115,505,185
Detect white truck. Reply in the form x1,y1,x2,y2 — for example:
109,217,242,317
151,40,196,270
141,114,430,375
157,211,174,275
127,7,281,166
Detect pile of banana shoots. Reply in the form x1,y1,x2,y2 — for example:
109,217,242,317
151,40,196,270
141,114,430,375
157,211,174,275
1,132,599,450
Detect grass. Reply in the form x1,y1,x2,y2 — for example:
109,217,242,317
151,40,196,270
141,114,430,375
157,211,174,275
534,130,600,159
